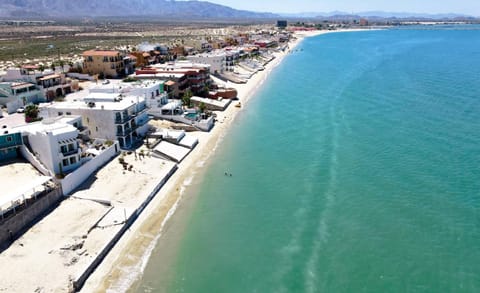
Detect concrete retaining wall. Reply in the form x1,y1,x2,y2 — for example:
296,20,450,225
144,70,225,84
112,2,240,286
72,164,178,291
0,188,63,251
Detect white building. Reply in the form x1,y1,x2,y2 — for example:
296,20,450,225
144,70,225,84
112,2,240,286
40,93,150,149
187,51,226,74
0,82,44,113
88,79,167,108
2,67,77,102
13,117,82,175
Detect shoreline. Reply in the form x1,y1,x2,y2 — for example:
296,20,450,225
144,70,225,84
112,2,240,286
81,29,366,292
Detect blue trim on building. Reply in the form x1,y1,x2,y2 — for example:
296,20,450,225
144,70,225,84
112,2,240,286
0,132,23,161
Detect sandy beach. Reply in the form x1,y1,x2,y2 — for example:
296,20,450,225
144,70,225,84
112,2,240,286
80,31,328,293
0,29,367,292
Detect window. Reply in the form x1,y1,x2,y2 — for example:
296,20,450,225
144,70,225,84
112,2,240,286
60,145,67,153
96,127,98,132
62,159,69,166
66,112,71,115
6,136,12,142
86,117,90,123
68,143,74,152
69,156,77,165
58,112,63,116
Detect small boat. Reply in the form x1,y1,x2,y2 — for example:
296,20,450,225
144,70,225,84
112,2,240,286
235,102,242,108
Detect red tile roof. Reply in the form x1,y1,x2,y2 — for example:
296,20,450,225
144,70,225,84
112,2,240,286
39,74,61,81
22,65,38,70
82,50,121,57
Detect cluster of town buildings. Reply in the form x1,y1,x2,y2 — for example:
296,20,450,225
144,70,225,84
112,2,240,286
0,27,290,249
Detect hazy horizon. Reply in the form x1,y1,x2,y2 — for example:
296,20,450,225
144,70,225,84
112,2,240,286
205,0,480,16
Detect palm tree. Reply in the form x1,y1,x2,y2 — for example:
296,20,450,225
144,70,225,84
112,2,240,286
182,89,193,108
199,102,206,113
59,60,65,73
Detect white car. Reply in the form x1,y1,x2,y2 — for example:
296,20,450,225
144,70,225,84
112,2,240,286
16,107,25,113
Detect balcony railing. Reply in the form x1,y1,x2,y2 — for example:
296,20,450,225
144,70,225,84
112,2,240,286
133,118,150,129
61,148,80,157
116,127,133,137
115,115,132,124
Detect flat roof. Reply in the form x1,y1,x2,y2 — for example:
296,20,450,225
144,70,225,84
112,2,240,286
89,79,163,92
137,73,185,78
0,161,51,214
0,112,27,129
189,51,226,58
52,115,82,125
161,100,182,111
12,120,78,137
42,95,144,111
1,176,52,213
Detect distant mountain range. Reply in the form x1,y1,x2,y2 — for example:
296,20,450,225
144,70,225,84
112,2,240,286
280,11,474,20
0,1,475,21
0,0,277,19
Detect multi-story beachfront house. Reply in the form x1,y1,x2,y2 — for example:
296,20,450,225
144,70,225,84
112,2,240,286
187,49,241,74
1,67,77,102
134,61,211,97
8,116,84,176
36,73,75,100
88,79,167,109
21,121,81,175
187,52,226,74
40,93,150,149
0,82,44,113
82,50,136,78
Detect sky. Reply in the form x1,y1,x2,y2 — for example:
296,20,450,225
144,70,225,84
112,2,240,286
205,0,480,16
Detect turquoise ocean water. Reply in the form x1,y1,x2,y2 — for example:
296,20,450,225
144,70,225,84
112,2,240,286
134,28,480,292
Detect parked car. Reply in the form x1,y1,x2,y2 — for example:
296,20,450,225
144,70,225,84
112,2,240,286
16,107,25,113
